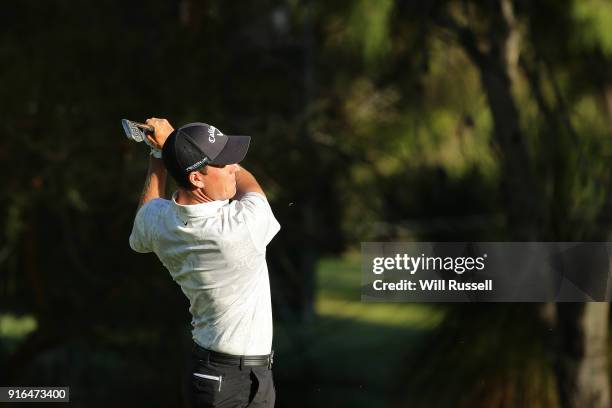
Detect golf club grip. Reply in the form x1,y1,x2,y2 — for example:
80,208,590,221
134,122,155,133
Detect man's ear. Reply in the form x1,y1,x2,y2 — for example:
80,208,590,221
188,171,205,189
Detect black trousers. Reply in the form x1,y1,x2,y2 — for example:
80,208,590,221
187,346,275,408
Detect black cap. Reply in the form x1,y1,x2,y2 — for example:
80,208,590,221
162,122,250,185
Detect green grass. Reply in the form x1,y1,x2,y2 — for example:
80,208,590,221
0,314,37,355
274,252,443,407
316,251,442,329
0,314,37,338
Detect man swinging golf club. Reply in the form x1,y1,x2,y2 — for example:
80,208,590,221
129,118,279,407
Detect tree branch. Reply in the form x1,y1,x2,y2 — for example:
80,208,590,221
432,13,486,68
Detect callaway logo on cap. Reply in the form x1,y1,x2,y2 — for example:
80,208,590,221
162,122,251,176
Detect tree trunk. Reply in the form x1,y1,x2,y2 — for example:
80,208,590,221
453,0,542,240
555,303,610,408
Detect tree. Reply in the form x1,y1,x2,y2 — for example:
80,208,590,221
390,1,611,406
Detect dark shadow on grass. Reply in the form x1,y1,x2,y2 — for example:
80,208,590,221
274,314,435,408
391,304,558,408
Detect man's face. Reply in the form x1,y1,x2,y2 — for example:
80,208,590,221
200,163,240,200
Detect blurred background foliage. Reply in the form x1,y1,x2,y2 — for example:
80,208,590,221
1,0,612,407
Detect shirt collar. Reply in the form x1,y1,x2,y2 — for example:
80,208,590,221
171,191,228,218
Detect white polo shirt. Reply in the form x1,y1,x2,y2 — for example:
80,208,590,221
129,192,280,355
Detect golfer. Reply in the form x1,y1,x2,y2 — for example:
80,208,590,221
129,118,280,407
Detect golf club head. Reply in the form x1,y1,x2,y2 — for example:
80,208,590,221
121,119,153,143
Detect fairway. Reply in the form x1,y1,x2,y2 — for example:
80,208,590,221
274,253,443,407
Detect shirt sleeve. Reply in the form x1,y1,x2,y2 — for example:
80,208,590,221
129,201,156,253
235,192,281,252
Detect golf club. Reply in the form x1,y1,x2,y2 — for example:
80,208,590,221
121,119,155,143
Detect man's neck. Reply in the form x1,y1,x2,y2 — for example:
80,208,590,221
176,188,215,205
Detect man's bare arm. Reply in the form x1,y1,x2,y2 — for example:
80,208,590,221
234,166,265,200
136,117,174,211
137,156,167,210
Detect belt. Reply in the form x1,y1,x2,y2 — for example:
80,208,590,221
194,344,274,369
